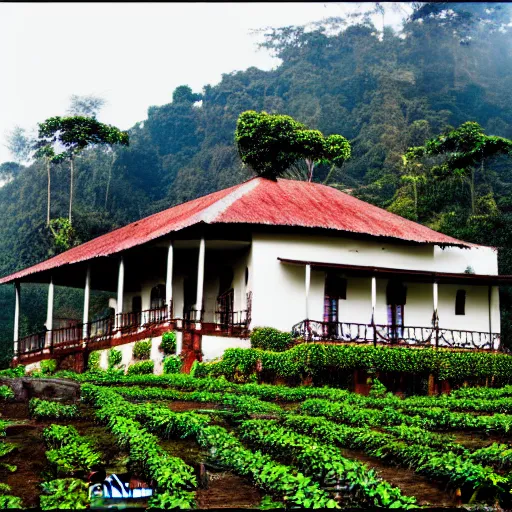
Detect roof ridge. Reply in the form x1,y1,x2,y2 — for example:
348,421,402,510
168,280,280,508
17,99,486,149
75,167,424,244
198,177,261,224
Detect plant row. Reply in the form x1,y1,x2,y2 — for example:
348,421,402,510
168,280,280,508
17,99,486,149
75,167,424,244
80,384,197,508
282,415,509,505
29,398,79,420
43,424,102,477
238,419,418,509
81,384,336,509
300,398,512,434
113,385,283,416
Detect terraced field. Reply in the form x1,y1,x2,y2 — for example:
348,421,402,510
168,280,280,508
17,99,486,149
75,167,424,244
0,374,512,508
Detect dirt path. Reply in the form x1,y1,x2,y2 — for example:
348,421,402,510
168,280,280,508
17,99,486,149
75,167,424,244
338,447,458,507
196,471,261,509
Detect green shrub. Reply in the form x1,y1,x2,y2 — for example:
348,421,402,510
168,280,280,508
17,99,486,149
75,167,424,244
133,340,151,360
108,349,122,369
161,331,177,355
40,478,90,510
40,359,58,376
163,356,182,374
0,365,25,378
127,360,154,376
87,351,101,372
0,386,14,400
250,327,292,352
29,399,79,420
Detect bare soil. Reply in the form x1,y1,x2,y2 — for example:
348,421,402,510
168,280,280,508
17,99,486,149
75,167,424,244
338,447,459,508
196,471,261,509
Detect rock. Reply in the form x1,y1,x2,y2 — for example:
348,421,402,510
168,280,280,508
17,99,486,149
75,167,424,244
0,378,80,402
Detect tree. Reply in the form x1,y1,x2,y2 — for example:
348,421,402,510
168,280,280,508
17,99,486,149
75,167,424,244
37,116,129,224
172,85,202,105
33,143,57,226
67,95,106,118
404,121,512,215
5,126,34,164
235,110,350,181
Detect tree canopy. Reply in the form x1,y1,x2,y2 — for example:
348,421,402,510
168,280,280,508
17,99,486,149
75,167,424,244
235,110,350,180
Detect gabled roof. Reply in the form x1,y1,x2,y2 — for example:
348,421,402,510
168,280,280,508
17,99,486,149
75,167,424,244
0,177,474,285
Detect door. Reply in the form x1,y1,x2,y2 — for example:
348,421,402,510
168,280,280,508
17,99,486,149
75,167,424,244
386,280,406,342
323,273,347,339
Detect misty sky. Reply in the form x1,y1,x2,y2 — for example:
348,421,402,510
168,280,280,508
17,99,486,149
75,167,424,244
0,2,407,165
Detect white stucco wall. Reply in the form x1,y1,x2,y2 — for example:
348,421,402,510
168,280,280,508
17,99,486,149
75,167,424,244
250,233,500,333
201,335,251,361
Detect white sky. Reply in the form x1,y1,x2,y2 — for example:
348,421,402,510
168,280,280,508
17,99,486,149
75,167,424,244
0,2,407,165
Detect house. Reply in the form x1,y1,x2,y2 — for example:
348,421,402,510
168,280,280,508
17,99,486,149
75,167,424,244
1,177,511,372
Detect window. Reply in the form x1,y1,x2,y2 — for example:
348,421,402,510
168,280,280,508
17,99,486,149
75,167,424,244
245,267,249,286
455,289,466,315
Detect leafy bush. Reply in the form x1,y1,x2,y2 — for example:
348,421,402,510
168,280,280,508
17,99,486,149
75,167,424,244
163,355,182,374
133,339,151,360
40,359,58,376
195,344,512,384
160,331,177,355
29,399,78,420
127,360,154,375
368,378,389,398
0,365,25,378
40,478,90,510
250,327,292,352
108,348,122,369
0,484,23,509
0,386,14,400
43,425,102,477
87,351,101,372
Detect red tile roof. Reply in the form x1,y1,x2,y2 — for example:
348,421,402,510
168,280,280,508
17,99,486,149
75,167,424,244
0,177,473,284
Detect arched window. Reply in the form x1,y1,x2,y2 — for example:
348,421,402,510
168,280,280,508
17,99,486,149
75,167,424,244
150,284,166,309
455,289,466,315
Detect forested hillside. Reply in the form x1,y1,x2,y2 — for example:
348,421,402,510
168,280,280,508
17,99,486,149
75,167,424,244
2,2,512,365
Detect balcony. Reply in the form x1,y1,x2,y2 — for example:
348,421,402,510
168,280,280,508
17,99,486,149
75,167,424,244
291,320,501,351
16,298,251,363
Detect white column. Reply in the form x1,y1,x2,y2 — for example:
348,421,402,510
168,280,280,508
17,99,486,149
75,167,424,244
166,242,174,318
13,282,20,357
116,256,125,329
371,276,377,322
46,278,54,347
82,265,91,340
433,281,439,325
305,264,311,319
195,238,205,327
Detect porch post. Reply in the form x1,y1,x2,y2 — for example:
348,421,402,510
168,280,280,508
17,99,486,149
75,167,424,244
195,238,205,327
371,276,377,347
82,265,91,340
488,285,494,349
166,241,174,319
46,277,54,348
116,256,125,330
13,282,20,357
433,281,439,348
305,264,311,319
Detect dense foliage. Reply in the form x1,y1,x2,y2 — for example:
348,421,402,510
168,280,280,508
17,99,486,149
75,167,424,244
160,331,177,355
250,327,293,352
3,3,512,362
191,344,512,384
132,340,151,360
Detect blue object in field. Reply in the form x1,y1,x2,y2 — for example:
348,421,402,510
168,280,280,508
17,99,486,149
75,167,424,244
88,473,153,500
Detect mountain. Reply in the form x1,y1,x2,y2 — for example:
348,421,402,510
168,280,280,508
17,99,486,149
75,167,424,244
1,2,512,365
